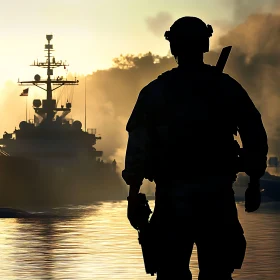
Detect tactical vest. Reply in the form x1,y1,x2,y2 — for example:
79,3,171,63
146,65,239,183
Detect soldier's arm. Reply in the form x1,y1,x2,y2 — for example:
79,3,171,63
226,75,268,178
122,87,151,195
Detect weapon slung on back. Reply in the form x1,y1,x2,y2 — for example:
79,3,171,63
216,46,232,72
216,46,243,173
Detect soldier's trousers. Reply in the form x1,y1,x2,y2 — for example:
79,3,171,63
150,181,246,280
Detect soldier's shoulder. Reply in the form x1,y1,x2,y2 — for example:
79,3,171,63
219,73,246,94
157,68,178,81
220,72,240,85
204,64,234,80
140,68,177,96
203,64,243,87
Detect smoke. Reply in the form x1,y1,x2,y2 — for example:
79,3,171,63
211,0,280,48
145,12,173,37
217,0,280,23
71,54,176,189
214,12,280,155
232,0,271,22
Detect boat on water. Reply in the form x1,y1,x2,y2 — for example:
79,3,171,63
0,35,127,210
260,174,280,201
234,157,280,201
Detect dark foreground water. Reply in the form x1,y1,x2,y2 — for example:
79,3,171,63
1,199,280,280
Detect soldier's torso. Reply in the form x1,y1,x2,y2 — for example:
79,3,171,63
144,64,238,181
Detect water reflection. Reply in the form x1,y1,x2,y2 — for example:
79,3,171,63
0,201,280,279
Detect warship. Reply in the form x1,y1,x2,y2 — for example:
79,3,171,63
0,34,126,210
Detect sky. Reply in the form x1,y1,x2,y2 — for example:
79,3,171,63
0,0,244,83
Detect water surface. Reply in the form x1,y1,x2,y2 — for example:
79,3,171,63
1,200,280,279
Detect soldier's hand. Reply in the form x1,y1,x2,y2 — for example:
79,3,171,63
245,183,261,212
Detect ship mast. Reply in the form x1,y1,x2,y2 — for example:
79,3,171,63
18,34,79,123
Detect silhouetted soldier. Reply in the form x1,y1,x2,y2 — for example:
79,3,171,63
123,16,268,280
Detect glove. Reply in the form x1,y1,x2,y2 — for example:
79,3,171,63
127,195,140,230
127,193,152,230
245,180,261,212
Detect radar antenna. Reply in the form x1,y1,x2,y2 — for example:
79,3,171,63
18,34,79,122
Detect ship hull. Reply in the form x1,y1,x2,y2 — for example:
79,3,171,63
0,156,127,210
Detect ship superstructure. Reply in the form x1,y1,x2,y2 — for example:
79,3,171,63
0,34,103,162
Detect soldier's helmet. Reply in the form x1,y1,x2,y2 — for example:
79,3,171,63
164,17,213,54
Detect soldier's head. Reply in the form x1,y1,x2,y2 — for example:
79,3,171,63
165,17,213,62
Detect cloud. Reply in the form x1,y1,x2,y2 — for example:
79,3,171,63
217,0,280,23
145,12,173,37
